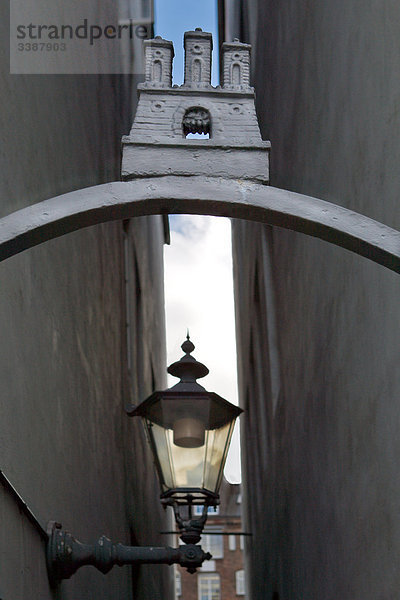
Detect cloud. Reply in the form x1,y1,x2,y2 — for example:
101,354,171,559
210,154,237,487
164,215,241,483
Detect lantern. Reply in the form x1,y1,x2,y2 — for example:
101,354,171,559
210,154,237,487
131,335,242,507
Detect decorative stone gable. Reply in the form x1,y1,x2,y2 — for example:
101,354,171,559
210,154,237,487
122,29,270,184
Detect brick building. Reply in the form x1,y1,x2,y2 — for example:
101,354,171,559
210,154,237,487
176,480,246,600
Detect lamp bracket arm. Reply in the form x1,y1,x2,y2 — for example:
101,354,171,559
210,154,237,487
46,522,211,584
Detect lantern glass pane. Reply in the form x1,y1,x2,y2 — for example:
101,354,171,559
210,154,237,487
147,420,174,490
144,412,236,498
167,428,207,488
203,421,235,492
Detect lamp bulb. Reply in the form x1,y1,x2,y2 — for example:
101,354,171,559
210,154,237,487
173,417,205,448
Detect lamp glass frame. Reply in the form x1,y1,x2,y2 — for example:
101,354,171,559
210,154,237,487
133,390,242,506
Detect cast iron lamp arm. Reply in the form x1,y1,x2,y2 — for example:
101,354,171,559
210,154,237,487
47,521,211,584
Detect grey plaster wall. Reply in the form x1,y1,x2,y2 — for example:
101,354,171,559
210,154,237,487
0,2,171,599
229,1,400,598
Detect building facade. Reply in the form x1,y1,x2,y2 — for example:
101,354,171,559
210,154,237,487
219,1,400,599
176,480,246,600
1,1,174,598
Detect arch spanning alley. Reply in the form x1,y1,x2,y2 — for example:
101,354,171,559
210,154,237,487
0,175,398,273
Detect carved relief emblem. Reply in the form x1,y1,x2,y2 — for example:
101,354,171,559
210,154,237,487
151,100,166,112
182,107,211,136
232,52,244,62
191,43,204,55
229,103,244,115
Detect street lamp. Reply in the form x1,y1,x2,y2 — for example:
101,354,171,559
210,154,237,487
130,334,242,543
46,336,241,584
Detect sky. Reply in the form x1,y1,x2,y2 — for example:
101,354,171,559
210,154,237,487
154,0,219,86
154,0,242,483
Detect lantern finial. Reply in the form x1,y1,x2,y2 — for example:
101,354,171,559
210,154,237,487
181,331,195,355
168,335,209,387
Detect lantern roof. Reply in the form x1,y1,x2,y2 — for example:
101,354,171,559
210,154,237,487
130,334,242,426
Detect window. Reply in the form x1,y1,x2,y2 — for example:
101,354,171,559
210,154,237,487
118,0,153,22
198,573,221,600
193,505,219,516
232,63,242,85
240,535,245,550
228,535,236,551
152,59,162,82
202,529,223,559
200,559,216,572
236,570,245,596
192,58,202,82
175,568,181,597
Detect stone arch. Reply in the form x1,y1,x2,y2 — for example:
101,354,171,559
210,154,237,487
172,101,221,137
0,175,398,273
